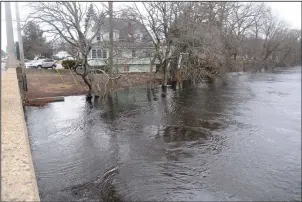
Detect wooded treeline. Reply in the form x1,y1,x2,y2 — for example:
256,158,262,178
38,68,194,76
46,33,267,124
125,2,301,83
27,2,301,95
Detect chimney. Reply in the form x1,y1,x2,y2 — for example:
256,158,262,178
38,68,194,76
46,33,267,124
128,21,133,36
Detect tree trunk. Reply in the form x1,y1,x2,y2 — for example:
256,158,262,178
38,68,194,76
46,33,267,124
74,56,92,100
108,1,113,77
147,85,151,101
82,73,92,99
164,66,168,86
149,55,156,88
162,45,173,88
107,93,117,119
81,56,93,98
162,64,168,88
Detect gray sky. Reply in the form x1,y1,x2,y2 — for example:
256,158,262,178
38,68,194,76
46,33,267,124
1,2,301,51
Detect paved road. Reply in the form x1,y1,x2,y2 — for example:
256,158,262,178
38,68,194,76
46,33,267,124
1,62,7,77
1,62,6,69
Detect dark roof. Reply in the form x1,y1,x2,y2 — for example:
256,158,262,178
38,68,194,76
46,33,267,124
93,18,143,31
92,18,152,43
92,41,154,49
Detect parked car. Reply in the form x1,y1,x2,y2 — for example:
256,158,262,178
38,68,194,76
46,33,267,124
25,60,34,68
29,58,57,69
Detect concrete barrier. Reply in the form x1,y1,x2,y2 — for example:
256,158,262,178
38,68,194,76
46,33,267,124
1,68,40,201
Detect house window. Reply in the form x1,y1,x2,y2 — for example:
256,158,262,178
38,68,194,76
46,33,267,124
97,49,102,58
102,50,107,59
132,50,136,58
96,34,101,41
91,49,102,59
92,50,97,59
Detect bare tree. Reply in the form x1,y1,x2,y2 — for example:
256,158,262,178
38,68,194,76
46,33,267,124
123,2,183,87
29,2,122,99
170,2,229,84
277,29,301,66
30,1,299,95
51,38,78,58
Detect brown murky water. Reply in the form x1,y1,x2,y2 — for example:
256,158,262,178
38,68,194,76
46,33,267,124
26,67,301,201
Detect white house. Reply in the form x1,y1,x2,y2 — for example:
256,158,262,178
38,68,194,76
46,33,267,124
87,18,159,73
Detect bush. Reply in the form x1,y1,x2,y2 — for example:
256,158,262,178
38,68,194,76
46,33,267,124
62,61,111,73
90,65,109,73
62,60,82,69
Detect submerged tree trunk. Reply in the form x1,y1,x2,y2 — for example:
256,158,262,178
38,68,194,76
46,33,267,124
147,85,152,101
163,65,168,87
149,55,157,88
73,57,93,100
80,56,93,100
82,73,93,100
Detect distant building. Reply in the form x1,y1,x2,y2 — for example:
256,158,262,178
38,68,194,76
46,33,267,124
87,18,159,73
54,51,73,60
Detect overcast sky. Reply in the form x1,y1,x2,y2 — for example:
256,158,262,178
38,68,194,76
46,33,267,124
1,2,301,51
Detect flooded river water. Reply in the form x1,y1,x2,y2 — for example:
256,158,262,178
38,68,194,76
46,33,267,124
26,67,301,201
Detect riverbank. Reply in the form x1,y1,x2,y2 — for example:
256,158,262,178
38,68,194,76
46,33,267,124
23,68,256,107
24,68,162,106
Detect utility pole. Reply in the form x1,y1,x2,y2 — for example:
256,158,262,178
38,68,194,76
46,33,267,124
108,1,113,77
4,2,17,69
15,2,27,91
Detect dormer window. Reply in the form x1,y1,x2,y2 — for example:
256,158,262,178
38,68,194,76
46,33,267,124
100,30,119,41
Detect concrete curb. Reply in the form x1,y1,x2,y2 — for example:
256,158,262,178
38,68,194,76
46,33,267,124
1,68,40,201
22,113,40,201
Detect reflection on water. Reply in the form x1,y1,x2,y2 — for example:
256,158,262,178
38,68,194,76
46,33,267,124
26,67,301,201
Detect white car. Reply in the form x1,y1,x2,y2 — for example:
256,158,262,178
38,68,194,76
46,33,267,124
25,60,34,68
28,58,57,69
